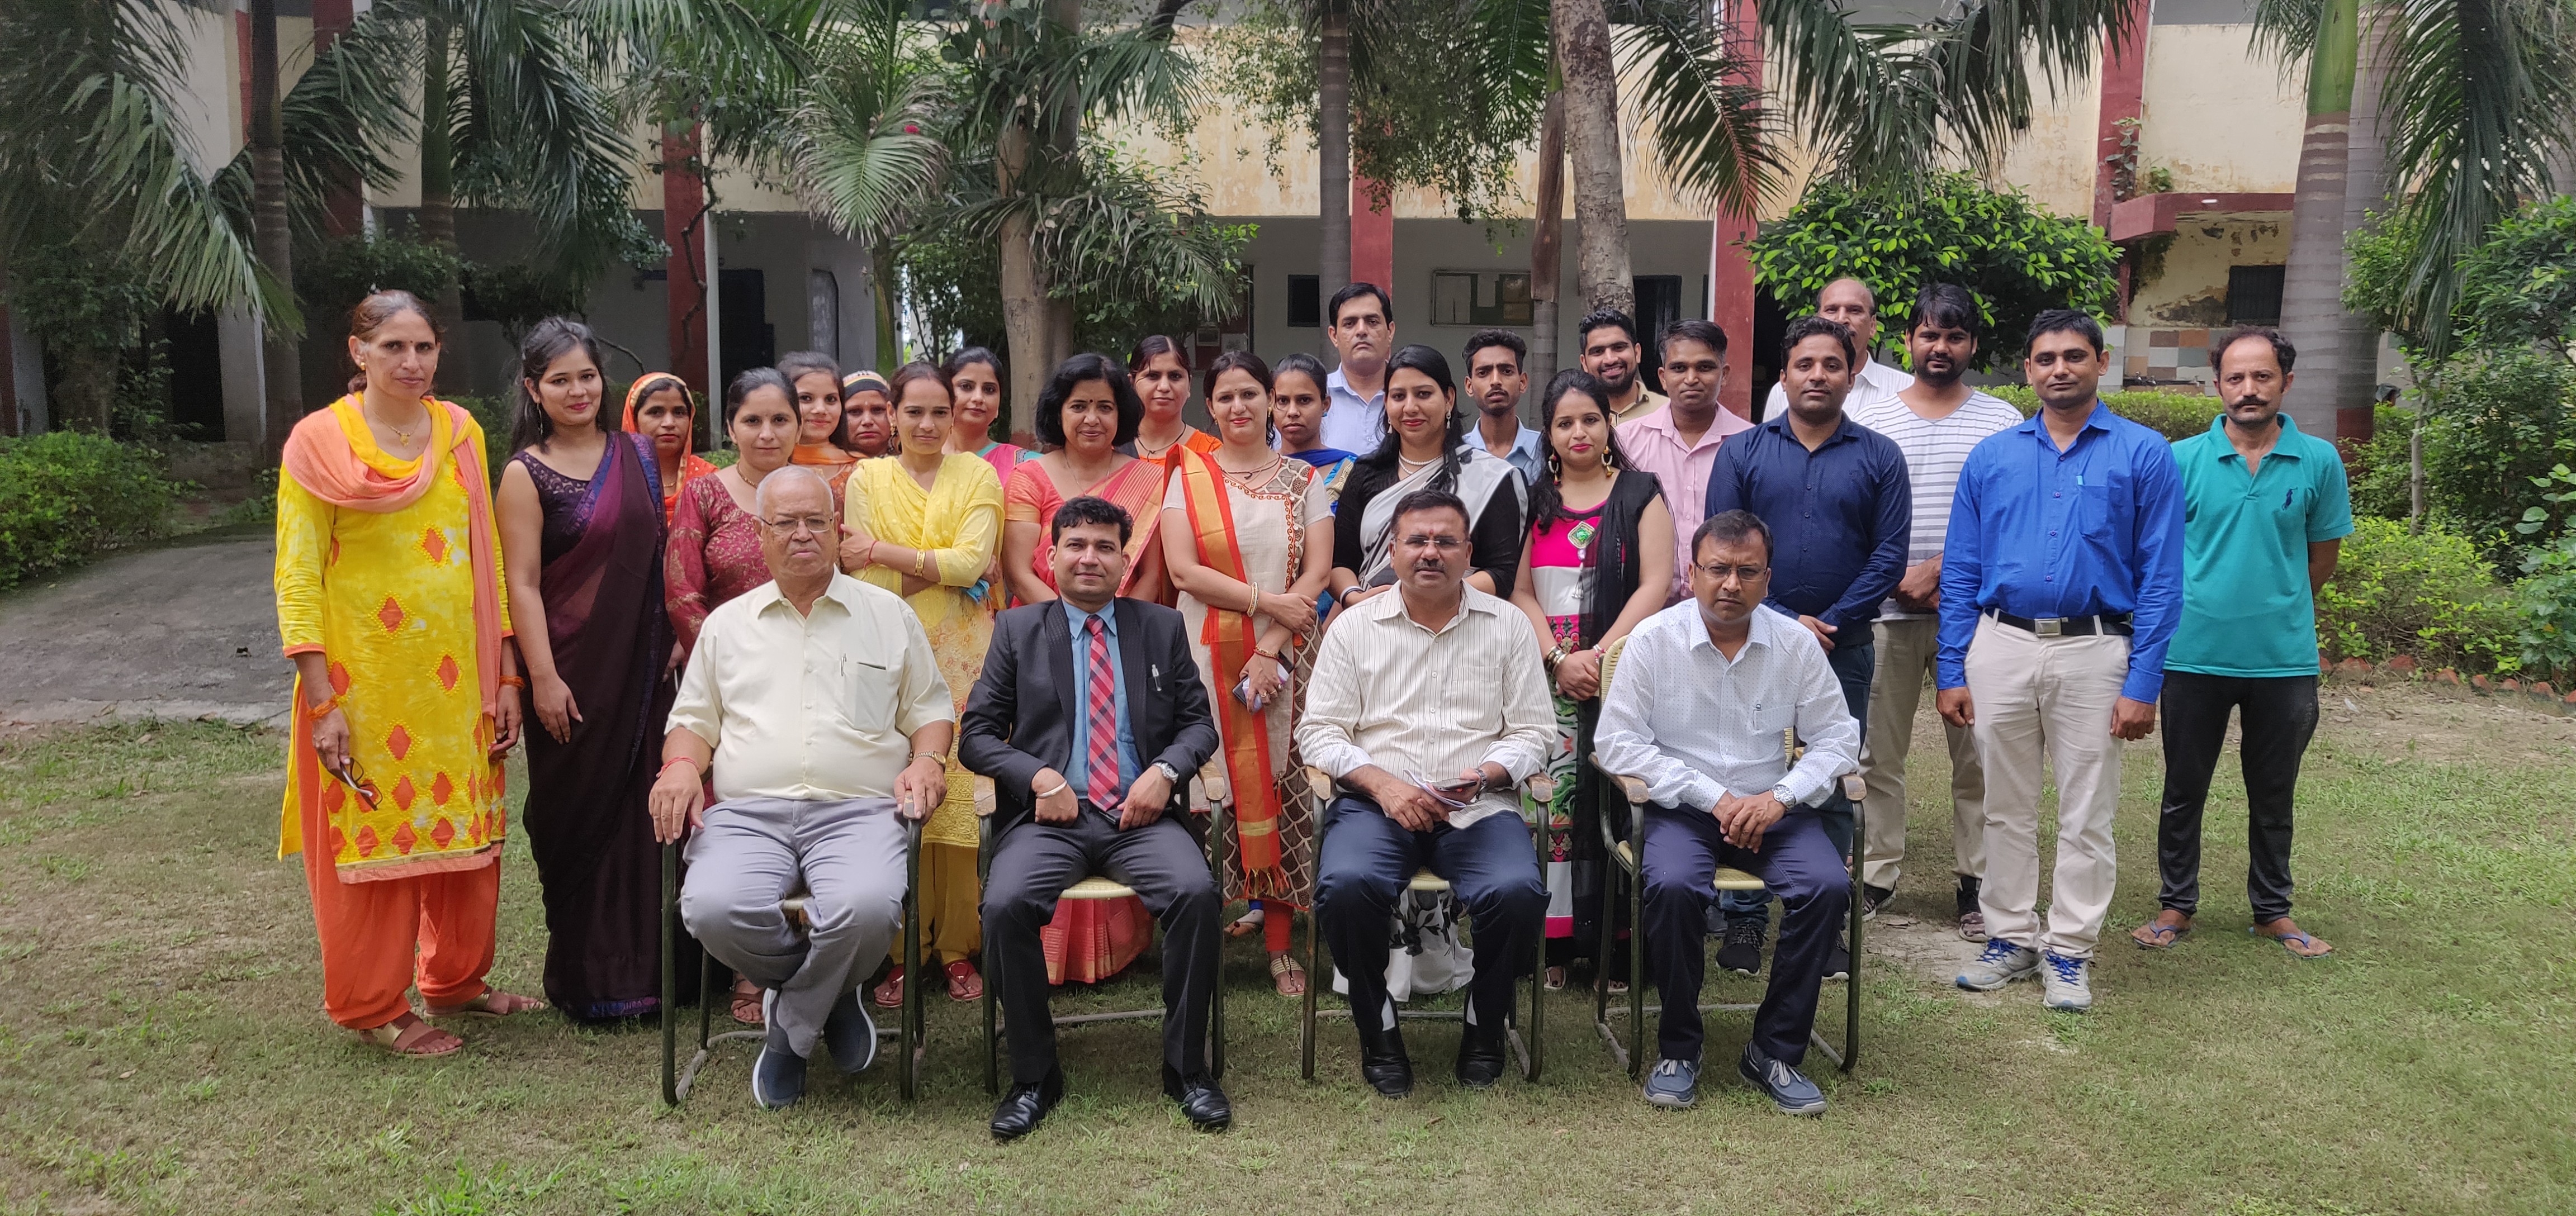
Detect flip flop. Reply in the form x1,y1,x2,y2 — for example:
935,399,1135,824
944,960,984,1003
2130,919,2191,950
1224,909,1267,939
2251,925,2333,959
425,989,547,1018
356,1016,463,1057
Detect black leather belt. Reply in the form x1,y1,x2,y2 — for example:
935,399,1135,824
1990,610,2133,638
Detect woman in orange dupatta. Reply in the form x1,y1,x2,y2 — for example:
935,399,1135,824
1158,352,1334,995
622,373,716,524
998,353,1164,982
1121,335,1221,473
780,351,858,510
273,291,544,1057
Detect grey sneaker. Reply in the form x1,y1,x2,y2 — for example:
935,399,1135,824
1737,1046,1826,1117
1641,1057,1698,1108
2041,951,2094,1011
1955,939,2039,991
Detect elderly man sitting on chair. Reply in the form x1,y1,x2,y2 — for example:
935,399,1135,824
1299,487,1556,1097
1595,509,1858,1116
648,465,953,1111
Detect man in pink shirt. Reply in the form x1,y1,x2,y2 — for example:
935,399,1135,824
1615,319,1755,604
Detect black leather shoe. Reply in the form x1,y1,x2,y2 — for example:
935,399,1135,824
1454,1018,1509,1089
1163,1071,1233,1132
988,1066,1064,1142
1352,1005,1413,1098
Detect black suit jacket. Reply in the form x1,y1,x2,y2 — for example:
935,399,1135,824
960,597,1221,839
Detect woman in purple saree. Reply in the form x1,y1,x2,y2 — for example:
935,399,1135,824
498,320,680,1019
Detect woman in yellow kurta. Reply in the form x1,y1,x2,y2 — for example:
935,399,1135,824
841,361,1005,1006
274,289,546,1057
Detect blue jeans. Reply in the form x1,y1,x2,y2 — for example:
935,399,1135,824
1723,638,1872,930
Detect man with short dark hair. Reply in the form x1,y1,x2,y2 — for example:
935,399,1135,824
1322,283,1396,454
962,496,1227,1139
1702,316,1909,981
1464,329,1541,481
1939,310,2185,1013
1580,310,1666,424
2132,326,2349,960
1300,488,1555,1098
1763,278,1912,422
1848,284,2024,937
1617,318,1752,605
1597,509,1858,1115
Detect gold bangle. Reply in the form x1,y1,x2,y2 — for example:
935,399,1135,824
913,550,932,578
1246,587,1261,616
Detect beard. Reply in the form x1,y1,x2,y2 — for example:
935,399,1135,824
1597,365,1637,396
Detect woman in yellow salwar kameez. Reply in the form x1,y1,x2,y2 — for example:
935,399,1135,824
841,362,1006,1006
274,291,546,1057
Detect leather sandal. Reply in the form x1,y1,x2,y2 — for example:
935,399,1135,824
729,979,765,1025
872,965,906,1009
1268,952,1306,997
425,989,546,1018
944,960,984,1003
355,1015,463,1057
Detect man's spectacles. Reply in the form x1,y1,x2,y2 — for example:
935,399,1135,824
1694,561,1768,585
1663,359,1723,377
331,757,381,809
1399,535,1465,550
760,515,834,536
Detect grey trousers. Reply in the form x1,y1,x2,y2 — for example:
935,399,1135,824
680,795,906,1061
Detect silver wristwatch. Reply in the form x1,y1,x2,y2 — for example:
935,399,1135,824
1152,760,1183,784
1768,785,1800,809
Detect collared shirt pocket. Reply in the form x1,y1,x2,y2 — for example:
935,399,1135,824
833,650,896,734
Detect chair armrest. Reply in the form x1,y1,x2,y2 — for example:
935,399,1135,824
1587,752,1649,806
1523,772,1557,804
1841,773,1867,804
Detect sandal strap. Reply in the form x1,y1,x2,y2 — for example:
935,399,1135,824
1268,954,1304,976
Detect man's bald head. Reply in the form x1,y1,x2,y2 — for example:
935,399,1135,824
1817,278,1880,357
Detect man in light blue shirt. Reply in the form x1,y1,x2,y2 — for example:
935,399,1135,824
1464,328,1543,482
1320,283,1394,454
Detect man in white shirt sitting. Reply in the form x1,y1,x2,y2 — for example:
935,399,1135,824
1298,488,1557,1098
1596,509,1859,1116
648,466,955,1111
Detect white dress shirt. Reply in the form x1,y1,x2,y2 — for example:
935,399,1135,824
1763,354,1914,421
1847,388,2025,620
1594,601,1859,814
667,572,955,802
1321,367,1387,455
1295,585,1556,828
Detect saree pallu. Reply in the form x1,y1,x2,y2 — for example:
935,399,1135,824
1003,457,1167,598
517,435,679,1018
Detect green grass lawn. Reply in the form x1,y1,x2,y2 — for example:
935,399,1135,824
0,682,2569,1215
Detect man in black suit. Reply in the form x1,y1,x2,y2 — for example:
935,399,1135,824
960,496,1227,1141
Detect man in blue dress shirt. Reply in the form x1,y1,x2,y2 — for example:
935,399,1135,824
1703,315,1910,982
1936,310,2185,1013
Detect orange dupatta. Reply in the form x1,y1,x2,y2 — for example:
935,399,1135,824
1175,450,1290,897
621,374,715,522
278,396,510,877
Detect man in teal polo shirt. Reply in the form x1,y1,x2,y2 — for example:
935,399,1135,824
2133,327,2350,960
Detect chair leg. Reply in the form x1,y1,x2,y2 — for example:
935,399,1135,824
1627,828,1646,1081
901,825,922,1103
1300,889,1321,1082
660,840,679,1106
978,823,998,1096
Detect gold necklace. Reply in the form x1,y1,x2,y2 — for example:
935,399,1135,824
1219,453,1281,485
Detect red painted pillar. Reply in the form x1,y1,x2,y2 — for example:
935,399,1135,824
2092,0,2152,232
1707,0,1761,420
662,126,710,401
1352,175,1395,300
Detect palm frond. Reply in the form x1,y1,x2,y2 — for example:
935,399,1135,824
2250,0,2331,64
951,146,1246,320
785,65,950,245
1612,0,1784,217
213,9,421,251
439,0,651,279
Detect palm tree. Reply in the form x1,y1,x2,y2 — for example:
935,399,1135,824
0,0,280,433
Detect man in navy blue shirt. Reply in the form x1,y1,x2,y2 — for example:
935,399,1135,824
1704,315,1910,980
1936,309,2184,1013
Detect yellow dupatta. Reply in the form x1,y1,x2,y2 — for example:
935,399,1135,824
1175,449,1291,897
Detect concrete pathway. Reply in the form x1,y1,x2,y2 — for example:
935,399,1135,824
0,533,290,727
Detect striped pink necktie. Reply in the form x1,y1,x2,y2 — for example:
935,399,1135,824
1083,615,1121,808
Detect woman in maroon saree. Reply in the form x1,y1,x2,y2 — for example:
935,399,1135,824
498,319,678,1019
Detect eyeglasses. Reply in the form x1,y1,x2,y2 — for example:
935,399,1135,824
1693,561,1768,585
1398,535,1465,550
760,515,835,536
331,757,381,809
1662,359,1723,377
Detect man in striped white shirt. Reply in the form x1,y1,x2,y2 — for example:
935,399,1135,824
1845,283,2026,939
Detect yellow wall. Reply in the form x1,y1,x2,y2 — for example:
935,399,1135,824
2129,213,2291,326
2137,25,2305,194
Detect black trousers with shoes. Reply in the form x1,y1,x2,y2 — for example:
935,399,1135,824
2154,672,2320,924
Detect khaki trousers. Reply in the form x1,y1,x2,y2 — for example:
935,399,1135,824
1858,617,1987,890
1962,615,2128,959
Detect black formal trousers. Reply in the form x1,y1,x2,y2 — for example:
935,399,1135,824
2155,671,2319,923
980,803,1219,1086
1314,795,1546,1036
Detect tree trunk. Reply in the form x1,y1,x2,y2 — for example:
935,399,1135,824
1318,4,1352,322
1528,90,1565,402
872,241,901,372
2276,0,2358,438
2333,10,2392,441
996,120,1050,429
1555,0,1631,316
55,346,117,434
249,0,301,457
416,14,466,367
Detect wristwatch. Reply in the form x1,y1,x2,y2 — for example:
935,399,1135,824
1152,760,1183,785
1767,785,1800,809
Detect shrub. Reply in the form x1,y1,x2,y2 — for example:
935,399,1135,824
2343,403,2417,521
2416,346,2576,549
0,433,183,588
2315,517,2520,674
2516,531,2576,685
1983,386,2215,443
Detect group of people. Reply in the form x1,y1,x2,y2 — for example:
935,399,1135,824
271,271,2351,1133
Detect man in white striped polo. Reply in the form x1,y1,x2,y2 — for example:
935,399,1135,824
1846,284,2025,940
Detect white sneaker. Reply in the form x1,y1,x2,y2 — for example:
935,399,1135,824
2040,952,2094,1011
1955,939,2038,990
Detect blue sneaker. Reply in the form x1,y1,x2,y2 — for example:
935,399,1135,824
1641,1058,1698,1108
1737,1046,1826,1117
822,986,879,1075
1955,939,2039,991
750,991,808,1110
2041,951,2095,1011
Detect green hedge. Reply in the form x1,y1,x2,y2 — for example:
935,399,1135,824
1983,385,2217,443
0,432,183,590
2316,516,2521,675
